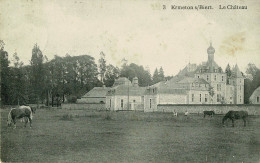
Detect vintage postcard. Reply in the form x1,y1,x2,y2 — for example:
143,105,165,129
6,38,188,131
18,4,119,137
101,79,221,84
1,0,259,162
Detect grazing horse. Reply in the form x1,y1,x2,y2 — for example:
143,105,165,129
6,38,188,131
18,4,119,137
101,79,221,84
222,111,248,127
203,111,215,118
7,105,35,129
173,110,178,117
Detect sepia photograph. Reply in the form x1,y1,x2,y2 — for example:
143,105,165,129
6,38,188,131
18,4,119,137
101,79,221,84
0,0,260,162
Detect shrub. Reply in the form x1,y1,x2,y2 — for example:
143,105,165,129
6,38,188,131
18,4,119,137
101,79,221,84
67,95,77,103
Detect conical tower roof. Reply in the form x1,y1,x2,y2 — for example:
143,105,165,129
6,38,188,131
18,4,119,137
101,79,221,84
231,64,243,78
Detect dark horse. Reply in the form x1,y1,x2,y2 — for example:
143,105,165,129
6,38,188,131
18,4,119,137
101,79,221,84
222,111,248,127
203,111,215,118
7,105,36,129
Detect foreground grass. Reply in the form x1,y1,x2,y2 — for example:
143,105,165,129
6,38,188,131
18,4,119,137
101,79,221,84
1,109,260,163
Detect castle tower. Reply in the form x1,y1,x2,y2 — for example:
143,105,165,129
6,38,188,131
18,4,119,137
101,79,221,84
207,41,215,62
230,64,245,104
207,42,215,72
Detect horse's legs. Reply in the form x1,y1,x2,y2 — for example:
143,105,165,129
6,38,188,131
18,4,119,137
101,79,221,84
13,118,16,129
243,118,246,127
24,118,28,127
231,118,234,127
28,117,32,128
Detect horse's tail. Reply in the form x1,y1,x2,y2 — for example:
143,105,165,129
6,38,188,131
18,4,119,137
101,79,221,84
7,109,13,125
29,107,33,120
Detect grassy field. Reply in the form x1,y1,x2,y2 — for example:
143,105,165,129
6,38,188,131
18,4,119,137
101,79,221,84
1,108,260,163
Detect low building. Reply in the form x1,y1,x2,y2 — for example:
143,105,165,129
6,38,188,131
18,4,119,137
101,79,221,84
106,77,145,111
249,86,260,104
77,86,110,104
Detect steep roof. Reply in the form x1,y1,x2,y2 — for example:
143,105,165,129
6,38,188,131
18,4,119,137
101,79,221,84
231,64,244,78
82,87,110,98
107,85,146,96
157,88,187,95
250,86,260,98
113,77,131,87
178,77,209,85
195,60,223,73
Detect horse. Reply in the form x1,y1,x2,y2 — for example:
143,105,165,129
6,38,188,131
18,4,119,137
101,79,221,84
173,110,178,117
203,111,215,118
222,111,248,127
7,105,35,129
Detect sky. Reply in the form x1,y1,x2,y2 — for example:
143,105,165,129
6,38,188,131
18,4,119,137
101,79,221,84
0,0,260,76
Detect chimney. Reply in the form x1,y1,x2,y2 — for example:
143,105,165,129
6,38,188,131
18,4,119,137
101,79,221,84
132,77,138,87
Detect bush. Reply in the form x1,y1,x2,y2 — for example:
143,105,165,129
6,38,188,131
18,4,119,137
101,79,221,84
67,95,77,103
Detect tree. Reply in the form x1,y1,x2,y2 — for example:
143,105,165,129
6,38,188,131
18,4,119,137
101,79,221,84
209,86,215,104
30,44,45,104
10,52,28,105
0,40,10,105
158,67,165,81
98,52,106,84
120,63,152,86
225,64,231,84
244,63,260,104
152,68,159,84
104,64,120,87
246,63,259,78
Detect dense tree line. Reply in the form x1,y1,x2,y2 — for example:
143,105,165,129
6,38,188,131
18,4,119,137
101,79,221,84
0,42,167,105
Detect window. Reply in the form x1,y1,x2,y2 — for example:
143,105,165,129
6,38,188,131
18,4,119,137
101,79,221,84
222,76,224,81
121,99,123,108
257,96,259,103
192,83,194,87
217,84,221,91
192,94,194,102
200,94,201,102
205,94,208,102
240,96,242,102
149,99,152,108
197,75,200,78
240,79,241,84
152,89,155,93
240,86,241,92
214,75,216,81
133,100,136,103
207,75,209,81
217,94,221,102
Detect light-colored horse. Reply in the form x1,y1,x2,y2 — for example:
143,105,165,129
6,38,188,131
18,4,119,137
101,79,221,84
173,110,178,117
7,105,35,129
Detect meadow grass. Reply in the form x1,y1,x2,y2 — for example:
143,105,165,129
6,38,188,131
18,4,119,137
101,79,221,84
1,108,259,162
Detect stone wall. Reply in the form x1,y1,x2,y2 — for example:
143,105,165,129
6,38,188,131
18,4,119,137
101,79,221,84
61,103,106,111
156,104,260,115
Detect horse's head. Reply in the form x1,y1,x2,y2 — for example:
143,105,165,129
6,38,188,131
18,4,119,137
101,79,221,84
31,107,36,114
7,119,12,126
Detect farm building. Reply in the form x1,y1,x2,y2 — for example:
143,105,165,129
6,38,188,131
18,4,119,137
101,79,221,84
249,86,260,104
